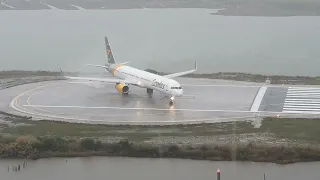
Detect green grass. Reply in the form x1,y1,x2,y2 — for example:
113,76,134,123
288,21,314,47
2,113,320,164
2,114,320,143
260,117,320,142
1,119,258,139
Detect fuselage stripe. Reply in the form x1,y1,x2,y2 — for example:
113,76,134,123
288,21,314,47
111,65,123,76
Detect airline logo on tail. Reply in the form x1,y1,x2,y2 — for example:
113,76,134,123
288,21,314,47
105,37,115,64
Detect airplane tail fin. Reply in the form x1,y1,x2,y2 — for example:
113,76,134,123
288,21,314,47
105,36,116,64
84,37,128,72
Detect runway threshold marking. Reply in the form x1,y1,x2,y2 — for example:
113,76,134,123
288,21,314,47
283,87,320,114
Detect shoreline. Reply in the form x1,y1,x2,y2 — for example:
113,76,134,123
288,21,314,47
1,1,320,17
1,136,319,165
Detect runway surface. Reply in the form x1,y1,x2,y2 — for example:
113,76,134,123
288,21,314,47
1,77,320,125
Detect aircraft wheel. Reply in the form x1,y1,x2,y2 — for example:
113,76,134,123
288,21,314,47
122,92,129,97
147,88,153,97
169,100,174,106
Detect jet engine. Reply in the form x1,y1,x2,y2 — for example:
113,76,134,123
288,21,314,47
115,83,129,94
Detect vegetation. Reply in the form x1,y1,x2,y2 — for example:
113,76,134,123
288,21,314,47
2,117,320,143
0,70,77,79
185,72,320,85
0,134,320,164
1,112,320,164
145,70,320,85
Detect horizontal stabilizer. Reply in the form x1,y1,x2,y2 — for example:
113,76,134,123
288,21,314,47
119,61,130,65
86,64,109,69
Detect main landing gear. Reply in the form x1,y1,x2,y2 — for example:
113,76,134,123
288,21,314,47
147,88,153,97
121,92,129,97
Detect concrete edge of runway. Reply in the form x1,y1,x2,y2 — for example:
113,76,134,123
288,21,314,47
4,79,320,126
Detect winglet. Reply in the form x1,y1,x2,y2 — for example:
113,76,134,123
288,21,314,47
194,60,197,71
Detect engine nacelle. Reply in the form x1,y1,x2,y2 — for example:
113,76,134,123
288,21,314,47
115,83,129,94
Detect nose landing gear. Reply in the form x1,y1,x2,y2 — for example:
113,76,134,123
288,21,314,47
169,96,174,106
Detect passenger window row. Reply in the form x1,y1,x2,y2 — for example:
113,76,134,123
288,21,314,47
171,87,182,89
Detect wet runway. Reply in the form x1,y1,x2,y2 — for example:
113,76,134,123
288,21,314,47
2,77,320,125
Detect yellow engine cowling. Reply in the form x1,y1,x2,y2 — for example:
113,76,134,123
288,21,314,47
115,83,129,94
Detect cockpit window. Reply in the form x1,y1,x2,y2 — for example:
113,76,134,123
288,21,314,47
171,86,182,89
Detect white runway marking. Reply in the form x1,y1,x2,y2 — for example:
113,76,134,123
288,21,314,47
21,104,320,116
284,102,320,106
283,87,320,114
250,86,267,112
10,82,53,117
287,90,320,94
285,99,320,102
23,104,252,113
286,95,320,98
289,87,320,90
282,110,320,114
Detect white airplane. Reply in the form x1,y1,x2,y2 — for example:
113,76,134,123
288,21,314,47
66,37,197,106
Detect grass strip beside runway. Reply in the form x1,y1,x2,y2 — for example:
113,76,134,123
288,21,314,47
1,112,320,164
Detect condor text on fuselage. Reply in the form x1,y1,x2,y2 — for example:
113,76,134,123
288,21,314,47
151,79,167,89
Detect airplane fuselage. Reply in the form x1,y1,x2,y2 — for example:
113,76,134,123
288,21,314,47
108,64,183,97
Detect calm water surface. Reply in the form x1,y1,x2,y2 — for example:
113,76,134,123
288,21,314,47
1,157,320,180
0,9,320,76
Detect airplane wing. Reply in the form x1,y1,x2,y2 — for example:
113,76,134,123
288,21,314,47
163,61,197,79
65,76,140,85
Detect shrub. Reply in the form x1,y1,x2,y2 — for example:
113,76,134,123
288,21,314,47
80,138,95,150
